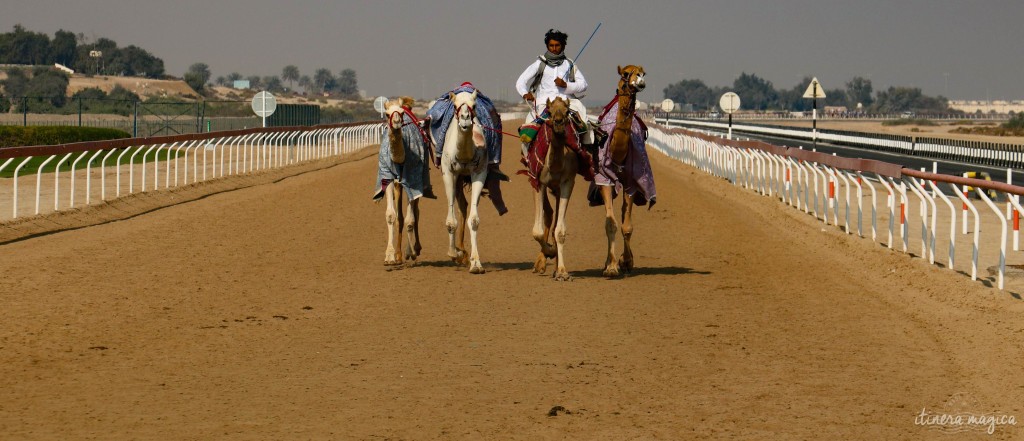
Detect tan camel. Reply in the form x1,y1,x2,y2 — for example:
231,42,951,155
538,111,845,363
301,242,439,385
599,65,647,276
381,97,424,265
526,97,579,281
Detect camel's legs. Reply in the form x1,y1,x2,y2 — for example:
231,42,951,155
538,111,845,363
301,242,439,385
442,170,462,263
384,182,400,265
532,188,555,274
454,181,469,266
467,175,486,274
552,178,575,281
403,197,420,261
600,185,621,277
394,185,405,265
620,192,635,273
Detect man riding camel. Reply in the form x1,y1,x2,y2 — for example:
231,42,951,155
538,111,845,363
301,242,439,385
515,29,595,155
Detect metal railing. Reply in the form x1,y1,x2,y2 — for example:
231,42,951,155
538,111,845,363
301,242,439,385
661,117,1024,169
649,123,1024,290
0,121,384,222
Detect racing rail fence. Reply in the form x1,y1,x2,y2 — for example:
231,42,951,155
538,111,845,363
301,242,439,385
0,112,526,224
648,123,1024,291
662,118,1024,169
0,121,385,223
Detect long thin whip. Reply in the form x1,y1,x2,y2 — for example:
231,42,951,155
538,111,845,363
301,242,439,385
563,22,602,80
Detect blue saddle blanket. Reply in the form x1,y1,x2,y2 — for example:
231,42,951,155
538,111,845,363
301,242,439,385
426,83,503,165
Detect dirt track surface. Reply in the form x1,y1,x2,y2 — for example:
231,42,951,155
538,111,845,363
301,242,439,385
1,132,1023,439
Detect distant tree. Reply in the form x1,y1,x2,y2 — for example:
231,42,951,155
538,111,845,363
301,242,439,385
215,76,227,87
73,37,118,75
262,75,284,93
70,85,138,116
823,88,848,107
184,62,211,91
0,94,9,113
227,72,242,83
845,76,873,108
663,79,713,111
1,67,30,98
313,68,333,94
51,29,77,66
246,75,262,90
774,76,816,111
19,67,69,112
0,24,51,65
871,86,949,114
335,68,358,97
298,75,312,93
107,45,163,77
282,65,299,90
731,72,777,111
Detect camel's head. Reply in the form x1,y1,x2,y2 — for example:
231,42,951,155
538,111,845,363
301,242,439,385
546,97,570,135
450,90,478,131
617,65,646,95
385,96,414,131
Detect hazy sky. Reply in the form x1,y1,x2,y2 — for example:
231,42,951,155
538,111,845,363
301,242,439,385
3,0,1023,105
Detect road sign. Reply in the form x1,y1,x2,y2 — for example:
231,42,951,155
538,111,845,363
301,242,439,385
803,77,826,99
251,91,277,117
373,96,388,113
719,92,741,114
660,99,675,113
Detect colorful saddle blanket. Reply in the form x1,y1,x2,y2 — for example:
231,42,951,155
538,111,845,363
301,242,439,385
587,97,657,207
373,111,434,201
426,82,503,165
517,122,596,191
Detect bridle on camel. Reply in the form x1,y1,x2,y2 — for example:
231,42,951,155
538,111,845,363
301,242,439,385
389,107,432,147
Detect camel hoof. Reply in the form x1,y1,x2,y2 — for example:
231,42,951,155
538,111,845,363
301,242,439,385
602,266,620,278
533,254,548,274
553,271,573,281
620,253,634,273
469,263,486,274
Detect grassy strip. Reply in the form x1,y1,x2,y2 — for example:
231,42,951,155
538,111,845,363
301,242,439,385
882,118,938,126
0,145,189,179
0,126,130,148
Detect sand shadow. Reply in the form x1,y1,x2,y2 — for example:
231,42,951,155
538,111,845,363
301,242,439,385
572,266,710,279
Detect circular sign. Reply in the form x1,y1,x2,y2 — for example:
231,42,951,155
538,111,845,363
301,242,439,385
251,91,277,117
719,92,741,114
373,96,388,113
660,99,675,113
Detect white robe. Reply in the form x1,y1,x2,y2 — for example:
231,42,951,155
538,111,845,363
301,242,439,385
515,58,589,121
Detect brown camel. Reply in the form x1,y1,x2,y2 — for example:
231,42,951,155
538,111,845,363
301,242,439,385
526,97,578,281
599,65,647,276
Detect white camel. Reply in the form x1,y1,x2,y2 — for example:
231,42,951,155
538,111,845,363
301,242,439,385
439,90,488,273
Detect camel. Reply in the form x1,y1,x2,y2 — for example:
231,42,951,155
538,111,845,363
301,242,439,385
439,90,488,273
380,97,429,265
593,65,656,277
525,97,579,281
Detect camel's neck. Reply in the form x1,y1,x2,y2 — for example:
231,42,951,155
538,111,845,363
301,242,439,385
609,90,637,164
446,119,477,163
547,125,567,172
388,126,406,164
615,91,637,128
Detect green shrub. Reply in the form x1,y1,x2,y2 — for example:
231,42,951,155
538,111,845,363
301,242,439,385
0,126,130,148
1004,113,1024,130
882,118,937,126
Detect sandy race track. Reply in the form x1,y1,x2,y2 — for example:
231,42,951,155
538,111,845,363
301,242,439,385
0,127,1022,440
